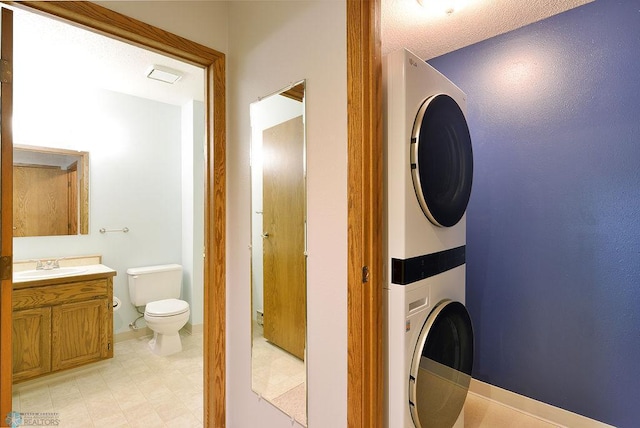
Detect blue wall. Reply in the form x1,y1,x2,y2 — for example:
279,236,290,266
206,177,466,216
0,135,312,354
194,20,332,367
429,1,640,426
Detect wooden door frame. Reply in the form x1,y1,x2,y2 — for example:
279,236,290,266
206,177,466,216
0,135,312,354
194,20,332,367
0,1,381,426
346,0,383,427
0,6,14,424
1,2,226,427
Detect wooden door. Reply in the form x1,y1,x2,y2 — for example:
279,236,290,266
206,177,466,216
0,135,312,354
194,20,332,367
262,115,306,360
0,7,13,423
12,307,51,383
13,164,70,236
51,298,109,372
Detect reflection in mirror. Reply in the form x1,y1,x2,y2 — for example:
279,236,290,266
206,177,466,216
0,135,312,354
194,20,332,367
251,81,307,425
13,145,89,237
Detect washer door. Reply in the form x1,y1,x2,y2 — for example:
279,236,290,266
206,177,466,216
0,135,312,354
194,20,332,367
411,94,473,227
409,300,473,428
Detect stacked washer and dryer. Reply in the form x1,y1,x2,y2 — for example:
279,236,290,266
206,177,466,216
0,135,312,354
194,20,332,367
384,49,474,428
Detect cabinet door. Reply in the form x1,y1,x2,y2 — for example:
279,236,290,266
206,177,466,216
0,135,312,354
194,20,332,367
51,298,110,372
12,307,52,382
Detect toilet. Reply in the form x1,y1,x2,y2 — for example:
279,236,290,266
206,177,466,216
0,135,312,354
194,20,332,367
127,264,190,356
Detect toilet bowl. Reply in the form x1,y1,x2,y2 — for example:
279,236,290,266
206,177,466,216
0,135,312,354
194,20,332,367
144,298,190,356
127,264,191,356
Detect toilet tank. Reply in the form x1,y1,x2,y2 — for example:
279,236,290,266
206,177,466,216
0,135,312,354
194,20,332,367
127,264,183,306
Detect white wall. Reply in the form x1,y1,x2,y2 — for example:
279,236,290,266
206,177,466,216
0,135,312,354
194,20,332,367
229,2,347,427
182,100,206,326
96,0,228,335
13,87,188,334
96,2,349,426
96,0,228,54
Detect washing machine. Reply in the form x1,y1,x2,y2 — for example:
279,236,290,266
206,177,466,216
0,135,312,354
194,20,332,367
384,48,474,428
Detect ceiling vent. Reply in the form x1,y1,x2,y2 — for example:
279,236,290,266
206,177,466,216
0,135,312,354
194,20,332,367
146,65,183,84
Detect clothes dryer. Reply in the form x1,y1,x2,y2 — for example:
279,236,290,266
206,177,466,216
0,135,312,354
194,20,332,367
385,267,472,428
384,48,474,428
385,48,473,285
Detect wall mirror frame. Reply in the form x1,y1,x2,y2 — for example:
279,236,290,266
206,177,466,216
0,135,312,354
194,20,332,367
250,80,307,425
13,144,89,237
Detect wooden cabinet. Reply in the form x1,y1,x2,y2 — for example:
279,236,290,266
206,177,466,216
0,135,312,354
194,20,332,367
51,298,110,372
12,271,115,383
12,307,51,381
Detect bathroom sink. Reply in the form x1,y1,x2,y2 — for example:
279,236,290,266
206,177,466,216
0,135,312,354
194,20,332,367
14,267,88,281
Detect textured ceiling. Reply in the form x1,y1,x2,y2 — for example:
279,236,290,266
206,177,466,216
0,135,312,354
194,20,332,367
12,7,204,106
382,0,594,60
11,1,594,105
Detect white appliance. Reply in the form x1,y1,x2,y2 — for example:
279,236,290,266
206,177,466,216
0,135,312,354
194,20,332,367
127,264,191,356
384,48,474,428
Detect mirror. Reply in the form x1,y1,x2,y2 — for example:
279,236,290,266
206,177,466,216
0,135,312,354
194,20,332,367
13,145,89,237
250,81,307,425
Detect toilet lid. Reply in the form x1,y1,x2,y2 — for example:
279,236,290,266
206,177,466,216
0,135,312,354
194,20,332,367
145,298,189,317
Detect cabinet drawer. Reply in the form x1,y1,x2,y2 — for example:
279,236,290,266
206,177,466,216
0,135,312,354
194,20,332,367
13,279,108,310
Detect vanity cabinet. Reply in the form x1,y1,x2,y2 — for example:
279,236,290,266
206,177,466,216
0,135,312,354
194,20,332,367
12,271,115,383
51,298,110,372
12,307,52,381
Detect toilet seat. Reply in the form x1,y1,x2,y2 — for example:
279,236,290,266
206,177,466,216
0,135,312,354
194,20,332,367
145,298,189,317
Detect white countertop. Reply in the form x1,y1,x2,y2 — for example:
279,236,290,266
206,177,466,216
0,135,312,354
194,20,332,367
13,264,116,283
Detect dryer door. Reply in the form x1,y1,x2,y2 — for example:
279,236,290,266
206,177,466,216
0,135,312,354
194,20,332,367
409,300,473,428
411,94,473,227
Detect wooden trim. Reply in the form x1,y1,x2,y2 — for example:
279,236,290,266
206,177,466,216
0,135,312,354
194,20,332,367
13,144,89,235
0,7,13,424
346,1,383,427
9,1,218,66
3,2,226,427
79,147,89,235
281,83,305,103
205,47,226,427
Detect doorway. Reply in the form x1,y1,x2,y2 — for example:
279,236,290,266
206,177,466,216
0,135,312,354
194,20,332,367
0,3,226,426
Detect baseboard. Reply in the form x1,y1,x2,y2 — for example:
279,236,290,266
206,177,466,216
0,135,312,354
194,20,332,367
114,322,202,342
114,327,153,342
13,360,111,392
184,322,203,334
469,379,615,428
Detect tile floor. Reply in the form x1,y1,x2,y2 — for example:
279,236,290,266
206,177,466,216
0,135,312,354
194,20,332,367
464,393,562,428
11,329,560,427
12,331,203,427
251,322,306,425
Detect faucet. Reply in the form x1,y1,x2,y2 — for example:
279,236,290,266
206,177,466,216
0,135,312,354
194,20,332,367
35,258,63,270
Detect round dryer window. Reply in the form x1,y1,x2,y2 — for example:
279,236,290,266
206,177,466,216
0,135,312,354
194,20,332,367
411,94,473,227
409,300,473,428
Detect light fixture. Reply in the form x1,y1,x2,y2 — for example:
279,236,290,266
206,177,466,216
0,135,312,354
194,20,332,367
146,65,183,84
417,0,470,15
